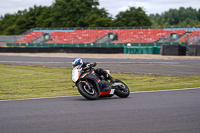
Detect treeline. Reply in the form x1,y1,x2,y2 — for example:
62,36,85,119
0,0,150,35
0,0,200,35
149,7,200,26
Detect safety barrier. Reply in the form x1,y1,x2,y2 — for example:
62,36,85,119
124,46,161,54
6,43,124,47
160,45,186,56
5,42,189,55
6,42,187,48
188,45,200,56
0,47,123,53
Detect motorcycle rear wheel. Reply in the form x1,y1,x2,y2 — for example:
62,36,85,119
78,82,99,100
114,79,130,98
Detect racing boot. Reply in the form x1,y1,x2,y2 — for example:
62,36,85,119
107,74,116,83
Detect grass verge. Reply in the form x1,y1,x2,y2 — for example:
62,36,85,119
0,64,200,100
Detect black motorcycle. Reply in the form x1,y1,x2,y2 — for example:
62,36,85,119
72,62,130,100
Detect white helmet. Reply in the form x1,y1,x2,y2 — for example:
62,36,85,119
72,58,83,68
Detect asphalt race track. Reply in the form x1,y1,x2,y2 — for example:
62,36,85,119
0,89,200,133
1,55,200,76
0,55,200,133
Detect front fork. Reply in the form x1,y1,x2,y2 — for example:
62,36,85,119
84,81,92,90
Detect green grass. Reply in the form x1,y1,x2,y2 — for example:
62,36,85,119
0,64,200,100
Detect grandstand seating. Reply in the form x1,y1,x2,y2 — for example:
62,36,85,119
14,32,44,43
48,30,111,43
178,30,200,43
113,29,185,43
47,29,186,43
13,28,194,44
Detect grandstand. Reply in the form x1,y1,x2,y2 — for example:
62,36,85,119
10,28,200,45
14,32,44,43
3,27,200,55
178,30,200,44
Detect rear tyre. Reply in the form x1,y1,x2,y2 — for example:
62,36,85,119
77,82,99,100
114,79,130,98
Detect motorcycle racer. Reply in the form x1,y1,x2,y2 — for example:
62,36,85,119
72,58,130,100
72,58,115,90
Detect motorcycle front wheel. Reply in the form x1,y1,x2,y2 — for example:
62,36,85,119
114,79,130,98
77,82,99,100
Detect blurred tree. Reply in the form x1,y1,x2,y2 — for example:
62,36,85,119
113,7,152,27
0,14,18,35
35,6,54,27
85,7,112,27
51,0,100,27
1,1,200,35
150,7,200,26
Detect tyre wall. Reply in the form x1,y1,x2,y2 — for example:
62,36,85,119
188,45,200,56
160,44,186,56
0,47,123,54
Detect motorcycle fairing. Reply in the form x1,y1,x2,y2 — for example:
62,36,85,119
100,89,115,95
81,74,101,95
72,67,81,83
83,74,114,93
80,70,95,78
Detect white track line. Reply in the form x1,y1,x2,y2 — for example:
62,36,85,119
0,61,65,64
130,87,200,94
0,61,179,64
1,87,199,102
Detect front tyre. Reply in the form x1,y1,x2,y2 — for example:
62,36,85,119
77,82,99,100
114,79,130,98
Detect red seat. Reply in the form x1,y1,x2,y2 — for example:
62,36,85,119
14,32,44,43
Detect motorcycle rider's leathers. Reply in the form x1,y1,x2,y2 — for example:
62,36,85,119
82,62,115,91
